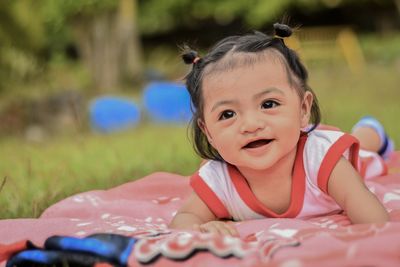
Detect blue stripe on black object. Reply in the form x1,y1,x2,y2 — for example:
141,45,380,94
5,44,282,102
56,236,113,257
6,250,58,266
45,233,137,266
6,249,101,267
7,234,138,267
119,238,137,265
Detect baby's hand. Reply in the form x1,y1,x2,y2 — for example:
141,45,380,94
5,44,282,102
193,221,239,236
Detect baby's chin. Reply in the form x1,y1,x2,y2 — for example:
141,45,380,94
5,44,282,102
228,159,278,172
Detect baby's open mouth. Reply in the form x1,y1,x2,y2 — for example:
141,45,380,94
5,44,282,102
243,139,273,149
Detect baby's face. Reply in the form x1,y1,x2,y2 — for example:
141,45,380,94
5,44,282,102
200,55,312,172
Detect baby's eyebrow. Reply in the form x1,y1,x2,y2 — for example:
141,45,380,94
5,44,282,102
253,87,285,100
211,99,238,112
210,87,284,112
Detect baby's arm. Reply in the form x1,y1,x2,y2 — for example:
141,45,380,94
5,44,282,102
328,157,389,224
169,192,239,236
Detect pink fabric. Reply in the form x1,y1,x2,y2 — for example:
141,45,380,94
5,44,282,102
1,152,400,267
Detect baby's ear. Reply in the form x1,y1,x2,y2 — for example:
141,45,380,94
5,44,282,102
197,118,205,132
300,91,313,128
197,119,213,144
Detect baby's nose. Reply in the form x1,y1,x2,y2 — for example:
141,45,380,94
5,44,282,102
240,114,266,134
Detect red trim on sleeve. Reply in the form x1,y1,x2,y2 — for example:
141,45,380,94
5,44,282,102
228,134,307,218
190,173,230,219
317,134,360,195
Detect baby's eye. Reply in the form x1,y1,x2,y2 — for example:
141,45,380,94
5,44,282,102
261,100,279,109
219,110,235,120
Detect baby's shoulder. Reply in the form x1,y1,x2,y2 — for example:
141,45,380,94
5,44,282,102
303,129,348,172
304,129,348,155
306,129,346,145
198,160,228,180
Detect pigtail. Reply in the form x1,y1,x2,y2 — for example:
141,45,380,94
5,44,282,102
273,23,293,38
182,50,201,65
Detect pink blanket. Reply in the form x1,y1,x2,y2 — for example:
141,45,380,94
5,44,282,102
1,153,400,266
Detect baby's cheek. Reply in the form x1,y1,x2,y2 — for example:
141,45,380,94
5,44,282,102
214,141,235,160
215,141,233,155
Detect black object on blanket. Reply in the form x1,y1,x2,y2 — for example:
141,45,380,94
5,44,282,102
6,233,137,267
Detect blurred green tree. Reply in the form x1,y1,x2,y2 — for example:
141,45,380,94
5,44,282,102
0,0,143,92
0,0,45,92
43,0,143,91
0,0,397,93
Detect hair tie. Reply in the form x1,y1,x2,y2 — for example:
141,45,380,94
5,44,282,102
193,57,201,64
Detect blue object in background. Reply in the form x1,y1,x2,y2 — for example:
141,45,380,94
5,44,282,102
143,82,192,123
89,96,141,133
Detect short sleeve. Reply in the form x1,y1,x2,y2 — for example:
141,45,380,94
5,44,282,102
304,130,360,195
189,162,230,219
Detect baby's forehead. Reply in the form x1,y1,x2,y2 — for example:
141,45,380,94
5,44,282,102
203,49,287,77
201,49,303,99
203,49,291,82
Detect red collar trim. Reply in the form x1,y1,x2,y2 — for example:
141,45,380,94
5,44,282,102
228,135,307,218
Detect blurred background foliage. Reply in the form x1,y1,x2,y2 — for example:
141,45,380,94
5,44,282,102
139,0,397,34
1,0,399,94
0,0,399,218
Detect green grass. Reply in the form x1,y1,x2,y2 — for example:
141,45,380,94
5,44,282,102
310,63,400,141
0,125,200,219
1,49,400,220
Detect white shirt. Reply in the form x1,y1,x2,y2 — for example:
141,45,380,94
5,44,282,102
190,130,387,220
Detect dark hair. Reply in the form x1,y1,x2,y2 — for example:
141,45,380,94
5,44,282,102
182,23,321,161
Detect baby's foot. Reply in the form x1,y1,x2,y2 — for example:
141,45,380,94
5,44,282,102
352,116,394,159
